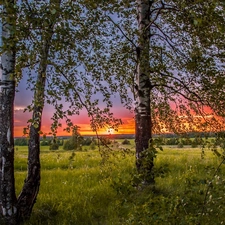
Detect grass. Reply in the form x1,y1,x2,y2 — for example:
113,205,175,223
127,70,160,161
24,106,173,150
14,141,225,225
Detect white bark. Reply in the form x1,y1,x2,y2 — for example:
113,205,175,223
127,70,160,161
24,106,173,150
0,1,17,223
134,0,154,183
135,0,151,154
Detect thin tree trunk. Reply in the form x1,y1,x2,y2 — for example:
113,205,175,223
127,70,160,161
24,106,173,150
17,56,47,220
0,1,17,224
135,0,154,184
17,0,61,220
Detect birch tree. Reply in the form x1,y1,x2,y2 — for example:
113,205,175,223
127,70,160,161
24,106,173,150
16,0,62,219
1,0,125,223
134,0,153,182
82,0,225,184
0,1,17,224
14,0,122,219
0,0,63,222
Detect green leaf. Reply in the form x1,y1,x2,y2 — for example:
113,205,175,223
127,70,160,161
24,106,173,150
50,9,57,14
193,19,198,26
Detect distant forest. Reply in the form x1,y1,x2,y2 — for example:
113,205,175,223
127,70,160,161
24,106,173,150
14,131,224,147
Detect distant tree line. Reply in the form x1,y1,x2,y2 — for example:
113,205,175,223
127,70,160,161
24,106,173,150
15,131,225,149
158,137,204,148
14,135,98,151
156,132,225,148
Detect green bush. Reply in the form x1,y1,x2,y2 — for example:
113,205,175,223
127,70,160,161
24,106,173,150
100,137,111,145
122,139,131,145
41,140,49,146
90,142,96,150
14,138,28,146
63,140,76,150
82,138,92,146
177,142,184,148
165,138,179,145
49,143,59,150
63,139,82,151
63,127,83,151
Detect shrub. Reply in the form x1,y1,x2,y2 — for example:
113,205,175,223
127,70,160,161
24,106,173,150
49,143,59,150
63,140,76,151
82,138,92,146
41,140,49,146
90,142,96,150
100,137,111,145
63,126,83,151
63,139,82,151
165,138,178,145
122,139,131,145
14,138,28,146
177,142,183,148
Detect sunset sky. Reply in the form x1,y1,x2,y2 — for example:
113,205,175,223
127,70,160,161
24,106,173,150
12,73,224,137
14,76,135,137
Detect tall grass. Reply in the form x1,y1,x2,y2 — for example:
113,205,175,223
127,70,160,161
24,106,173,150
14,143,225,225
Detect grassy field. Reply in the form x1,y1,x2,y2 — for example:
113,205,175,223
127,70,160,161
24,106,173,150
14,140,225,225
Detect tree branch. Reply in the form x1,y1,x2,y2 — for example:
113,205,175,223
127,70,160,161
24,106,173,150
146,2,179,31
151,24,189,60
158,71,211,106
106,15,136,48
159,83,211,120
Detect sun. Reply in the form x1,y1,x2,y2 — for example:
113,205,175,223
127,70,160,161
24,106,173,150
106,127,114,135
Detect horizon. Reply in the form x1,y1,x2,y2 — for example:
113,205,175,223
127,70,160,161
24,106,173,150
14,112,135,137
14,73,136,137
14,133,136,138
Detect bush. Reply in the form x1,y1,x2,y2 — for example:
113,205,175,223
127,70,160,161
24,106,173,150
177,143,183,148
122,139,131,145
82,138,92,146
49,143,59,150
90,142,96,150
165,138,179,145
63,127,83,151
41,140,49,146
63,140,76,151
14,138,28,146
100,137,111,145
63,139,82,151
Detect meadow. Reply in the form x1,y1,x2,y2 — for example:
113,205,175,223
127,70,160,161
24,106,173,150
14,140,225,225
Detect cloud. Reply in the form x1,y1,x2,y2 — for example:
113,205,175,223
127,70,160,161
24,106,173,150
14,72,135,136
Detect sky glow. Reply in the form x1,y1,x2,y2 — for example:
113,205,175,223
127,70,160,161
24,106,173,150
14,106,135,137
14,81,135,137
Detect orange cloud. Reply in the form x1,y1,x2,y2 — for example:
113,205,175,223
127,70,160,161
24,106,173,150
14,106,135,137
116,117,135,134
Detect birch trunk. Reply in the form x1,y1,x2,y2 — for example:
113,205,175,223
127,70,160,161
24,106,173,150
135,0,154,184
17,48,47,220
0,1,17,224
17,0,61,220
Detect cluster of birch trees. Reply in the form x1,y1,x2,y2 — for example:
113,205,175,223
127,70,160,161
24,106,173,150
0,0,225,224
